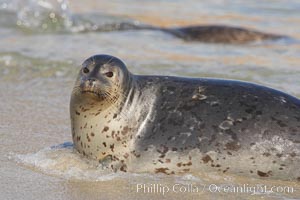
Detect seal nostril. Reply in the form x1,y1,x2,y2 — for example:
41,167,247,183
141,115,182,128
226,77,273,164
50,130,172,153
87,78,96,86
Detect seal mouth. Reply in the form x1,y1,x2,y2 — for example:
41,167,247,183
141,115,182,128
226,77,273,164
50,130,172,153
81,90,106,100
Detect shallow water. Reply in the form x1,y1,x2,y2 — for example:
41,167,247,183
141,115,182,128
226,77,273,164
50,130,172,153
0,0,300,199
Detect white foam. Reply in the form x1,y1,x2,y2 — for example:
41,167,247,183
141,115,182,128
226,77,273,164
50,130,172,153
10,143,202,183
9,142,161,182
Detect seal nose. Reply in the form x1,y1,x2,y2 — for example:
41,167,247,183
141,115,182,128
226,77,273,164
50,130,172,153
87,78,96,87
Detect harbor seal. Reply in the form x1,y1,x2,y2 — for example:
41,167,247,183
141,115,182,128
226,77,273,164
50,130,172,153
87,22,286,44
70,55,300,180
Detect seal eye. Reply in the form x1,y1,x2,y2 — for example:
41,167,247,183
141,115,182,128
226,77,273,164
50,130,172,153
105,72,114,78
83,67,89,74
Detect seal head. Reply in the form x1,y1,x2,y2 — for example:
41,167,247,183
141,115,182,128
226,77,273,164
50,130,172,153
71,54,132,105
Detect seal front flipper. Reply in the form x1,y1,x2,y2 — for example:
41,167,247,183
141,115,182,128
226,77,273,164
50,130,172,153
98,155,128,172
98,155,113,170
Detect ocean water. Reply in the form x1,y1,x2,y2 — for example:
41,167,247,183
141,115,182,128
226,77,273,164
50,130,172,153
0,0,300,199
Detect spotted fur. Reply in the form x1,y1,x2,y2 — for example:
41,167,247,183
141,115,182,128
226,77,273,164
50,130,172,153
70,55,300,181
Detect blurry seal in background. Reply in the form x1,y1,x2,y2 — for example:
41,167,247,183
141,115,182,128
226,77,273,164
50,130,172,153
91,23,286,44
70,54,300,181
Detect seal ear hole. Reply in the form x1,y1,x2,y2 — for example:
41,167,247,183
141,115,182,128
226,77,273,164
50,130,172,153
105,72,114,78
83,67,89,74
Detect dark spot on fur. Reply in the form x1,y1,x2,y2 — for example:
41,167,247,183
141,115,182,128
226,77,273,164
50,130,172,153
91,132,95,137
131,150,141,158
111,155,119,162
225,141,241,151
121,126,129,135
120,165,127,172
256,110,262,115
223,167,230,173
290,152,296,157
182,161,192,166
263,152,271,157
271,117,287,128
157,145,169,158
276,153,283,158
102,142,107,147
81,107,89,112
75,111,80,115
113,114,117,119
202,155,213,163
95,112,100,116
245,108,253,114
155,168,169,174
257,170,272,177
110,144,114,152
102,126,109,132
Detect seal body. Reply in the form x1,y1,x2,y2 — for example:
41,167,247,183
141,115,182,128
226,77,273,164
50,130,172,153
70,55,300,180
92,22,285,44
